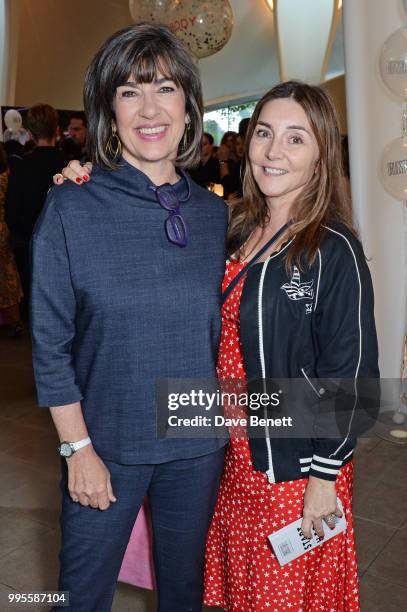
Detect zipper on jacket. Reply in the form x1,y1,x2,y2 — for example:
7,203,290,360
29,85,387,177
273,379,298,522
300,367,324,398
258,258,275,483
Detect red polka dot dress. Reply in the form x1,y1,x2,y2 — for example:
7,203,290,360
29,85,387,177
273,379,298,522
203,259,360,612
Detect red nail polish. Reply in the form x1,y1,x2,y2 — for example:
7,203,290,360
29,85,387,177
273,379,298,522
83,175,89,181
76,177,82,184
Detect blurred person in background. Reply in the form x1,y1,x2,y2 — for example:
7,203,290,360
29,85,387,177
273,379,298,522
5,103,65,320
3,139,24,175
0,143,23,336
218,130,238,162
188,132,220,188
60,111,88,161
217,130,241,200
23,138,37,155
236,116,250,160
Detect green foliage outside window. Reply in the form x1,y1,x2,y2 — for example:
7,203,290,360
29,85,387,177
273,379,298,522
203,100,257,145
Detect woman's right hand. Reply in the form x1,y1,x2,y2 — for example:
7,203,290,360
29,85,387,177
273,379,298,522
301,476,340,539
53,160,93,185
66,444,116,510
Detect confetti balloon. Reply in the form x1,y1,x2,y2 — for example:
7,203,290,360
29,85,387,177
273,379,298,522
379,27,407,99
380,136,407,200
167,0,234,59
129,0,234,59
129,0,178,23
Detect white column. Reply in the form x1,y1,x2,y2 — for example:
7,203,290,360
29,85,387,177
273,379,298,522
0,0,22,137
0,0,7,110
343,0,406,378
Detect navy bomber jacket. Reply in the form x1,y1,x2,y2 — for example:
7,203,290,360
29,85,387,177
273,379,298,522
239,222,380,483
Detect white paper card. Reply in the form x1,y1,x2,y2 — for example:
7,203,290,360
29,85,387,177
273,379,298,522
268,498,346,566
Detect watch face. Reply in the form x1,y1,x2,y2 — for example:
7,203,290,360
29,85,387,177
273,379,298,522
59,442,73,458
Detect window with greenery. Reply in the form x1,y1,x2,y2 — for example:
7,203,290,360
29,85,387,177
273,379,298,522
203,100,257,145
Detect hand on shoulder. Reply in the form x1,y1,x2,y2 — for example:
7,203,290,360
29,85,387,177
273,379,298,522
54,160,93,186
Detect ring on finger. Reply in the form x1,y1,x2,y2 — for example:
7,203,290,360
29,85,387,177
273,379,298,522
71,496,79,503
54,173,65,182
324,513,337,525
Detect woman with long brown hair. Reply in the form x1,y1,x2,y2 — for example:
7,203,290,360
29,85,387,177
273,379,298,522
203,81,379,610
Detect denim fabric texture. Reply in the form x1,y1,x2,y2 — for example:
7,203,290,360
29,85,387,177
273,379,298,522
30,159,228,463
56,448,225,612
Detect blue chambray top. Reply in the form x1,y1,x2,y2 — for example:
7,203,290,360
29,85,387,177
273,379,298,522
30,159,228,463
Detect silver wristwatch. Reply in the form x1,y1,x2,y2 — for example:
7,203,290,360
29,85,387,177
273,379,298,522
58,437,91,458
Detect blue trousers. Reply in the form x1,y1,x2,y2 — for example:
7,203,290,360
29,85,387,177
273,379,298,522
56,448,225,612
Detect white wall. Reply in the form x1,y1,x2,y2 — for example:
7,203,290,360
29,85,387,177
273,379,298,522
0,0,7,112
344,0,406,377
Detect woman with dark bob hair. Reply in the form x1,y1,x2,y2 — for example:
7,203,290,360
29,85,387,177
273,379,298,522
31,23,227,611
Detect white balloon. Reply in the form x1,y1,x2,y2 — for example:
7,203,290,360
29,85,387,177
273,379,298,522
380,136,407,200
392,411,406,425
3,109,30,145
4,109,22,130
380,27,407,99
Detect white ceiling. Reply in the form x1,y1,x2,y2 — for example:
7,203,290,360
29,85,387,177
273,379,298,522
198,0,344,105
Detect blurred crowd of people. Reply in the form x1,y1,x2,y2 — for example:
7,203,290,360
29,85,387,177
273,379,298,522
0,102,251,337
189,118,250,199
0,105,87,334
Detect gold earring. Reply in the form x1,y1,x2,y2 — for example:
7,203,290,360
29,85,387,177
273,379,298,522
182,122,191,150
106,124,122,159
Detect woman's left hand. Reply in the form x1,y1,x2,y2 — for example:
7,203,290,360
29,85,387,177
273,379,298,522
53,160,93,185
301,475,342,539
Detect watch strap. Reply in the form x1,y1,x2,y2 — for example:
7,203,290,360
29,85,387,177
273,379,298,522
70,437,91,451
